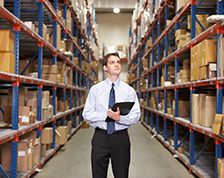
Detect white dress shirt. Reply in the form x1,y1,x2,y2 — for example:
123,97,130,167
82,78,141,131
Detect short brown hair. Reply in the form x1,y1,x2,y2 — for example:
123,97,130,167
102,52,120,66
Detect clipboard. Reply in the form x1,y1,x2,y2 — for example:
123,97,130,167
111,102,135,115
106,102,135,122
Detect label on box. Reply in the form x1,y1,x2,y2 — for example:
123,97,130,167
202,58,204,65
18,151,26,156
28,148,31,154
22,116,29,122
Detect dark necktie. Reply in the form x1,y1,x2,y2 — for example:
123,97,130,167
107,83,115,134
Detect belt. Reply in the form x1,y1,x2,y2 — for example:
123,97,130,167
95,127,127,134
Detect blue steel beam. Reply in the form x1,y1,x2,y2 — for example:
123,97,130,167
63,2,67,39
62,88,66,126
0,165,9,178
216,1,223,175
174,88,179,151
51,87,56,149
12,0,20,176
190,129,195,165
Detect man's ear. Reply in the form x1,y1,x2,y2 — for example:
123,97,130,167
103,65,107,72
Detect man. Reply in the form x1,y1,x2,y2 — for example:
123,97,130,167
82,52,141,178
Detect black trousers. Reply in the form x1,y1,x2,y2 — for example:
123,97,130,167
91,128,130,178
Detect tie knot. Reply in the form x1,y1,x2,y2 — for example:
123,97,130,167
112,83,114,87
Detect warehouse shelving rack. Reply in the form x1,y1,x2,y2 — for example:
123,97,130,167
0,0,98,177
128,0,224,177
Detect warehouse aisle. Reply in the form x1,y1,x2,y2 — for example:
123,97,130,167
33,122,194,178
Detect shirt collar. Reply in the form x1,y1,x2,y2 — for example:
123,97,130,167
105,78,120,88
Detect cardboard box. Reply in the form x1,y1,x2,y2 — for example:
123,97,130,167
200,39,217,66
65,39,73,52
67,120,72,134
169,139,174,146
199,65,208,80
218,158,224,177
167,108,173,115
86,63,91,75
198,94,206,125
27,98,37,112
212,114,223,135
55,126,68,145
0,0,4,6
17,139,29,171
82,121,89,128
201,96,216,127
42,73,57,82
22,130,37,145
73,57,79,66
0,52,15,73
41,127,53,144
27,143,34,170
0,30,14,53
33,138,40,166
19,105,30,122
42,65,58,74
41,144,46,157
192,94,199,124
57,100,65,112
42,106,53,120
1,142,11,171
178,147,184,154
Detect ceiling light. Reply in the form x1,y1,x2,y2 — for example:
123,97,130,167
113,8,120,14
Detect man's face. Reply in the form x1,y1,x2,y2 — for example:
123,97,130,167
104,55,121,76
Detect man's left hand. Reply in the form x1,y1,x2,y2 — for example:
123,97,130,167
107,107,120,121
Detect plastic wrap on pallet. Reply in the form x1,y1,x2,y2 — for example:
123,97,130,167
207,15,224,23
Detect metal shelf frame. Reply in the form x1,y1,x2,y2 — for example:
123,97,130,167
0,0,99,177
128,0,224,177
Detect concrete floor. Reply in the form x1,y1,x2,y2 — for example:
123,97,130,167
33,122,195,178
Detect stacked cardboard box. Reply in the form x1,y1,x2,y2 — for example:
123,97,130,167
57,61,66,84
192,94,216,127
0,30,15,74
175,29,190,49
191,39,217,81
42,65,58,82
1,138,34,171
4,106,35,125
162,66,175,84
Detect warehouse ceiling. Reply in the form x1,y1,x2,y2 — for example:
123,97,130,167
94,0,136,13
